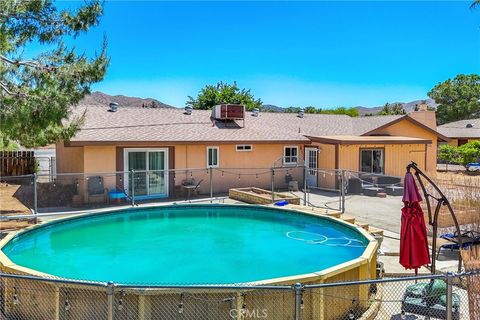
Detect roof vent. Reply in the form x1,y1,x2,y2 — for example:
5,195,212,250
466,123,474,128
184,106,193,115
252,108,260,117
109,102,119,112
297,108,305,118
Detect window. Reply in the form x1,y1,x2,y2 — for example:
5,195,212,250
284,146,298,164
236,145,252,152
207,147,219,167
360,149,384,174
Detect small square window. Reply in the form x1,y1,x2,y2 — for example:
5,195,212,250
236,145,252,152
284,146,298,164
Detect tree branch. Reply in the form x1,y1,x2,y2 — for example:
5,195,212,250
0,81,27,98
0,55,57,71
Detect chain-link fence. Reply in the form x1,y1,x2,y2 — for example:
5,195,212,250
0,165,314,216
0,271,477,319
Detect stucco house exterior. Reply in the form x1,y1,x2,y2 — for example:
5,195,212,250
56,103,447,200
437,118,480,147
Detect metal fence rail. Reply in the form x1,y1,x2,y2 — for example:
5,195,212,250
0,271,476,319
1,166,349,217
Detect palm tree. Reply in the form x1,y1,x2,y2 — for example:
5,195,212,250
472,0,480,9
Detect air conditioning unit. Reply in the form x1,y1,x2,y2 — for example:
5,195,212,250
212,104,245,120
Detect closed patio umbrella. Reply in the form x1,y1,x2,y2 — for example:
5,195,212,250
399,171,431,273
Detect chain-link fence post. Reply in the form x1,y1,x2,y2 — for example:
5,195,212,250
341,170,346,213
303,165,307,206
33,173,38,215
209,167,213,203
106,281,115,320
294,282,303,320
446,273,453,320
130,170,135,206
271,168,275,203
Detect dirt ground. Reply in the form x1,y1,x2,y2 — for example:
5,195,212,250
0,183,35,232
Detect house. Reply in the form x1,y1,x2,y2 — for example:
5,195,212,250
56,102,447,200
437,118,480,147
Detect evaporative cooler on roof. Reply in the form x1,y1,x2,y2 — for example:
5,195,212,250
212,104,245,127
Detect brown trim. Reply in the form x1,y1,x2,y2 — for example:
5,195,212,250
424,144,428,172
361,115,450,142
334,144,339,170
306,136,432,145
359,147,385,174
65,140,311,147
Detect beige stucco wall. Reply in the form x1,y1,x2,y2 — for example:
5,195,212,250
369,119,437,173
173,143,306,194
83,146,117,173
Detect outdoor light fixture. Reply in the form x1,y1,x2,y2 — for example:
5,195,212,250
98,177,102,184
348,299,356,320
117,291,125,311
75,179,79,187
178,293,184,314
12,287,19,305
53,178,56,187
221,171,224,177
64,298,71,311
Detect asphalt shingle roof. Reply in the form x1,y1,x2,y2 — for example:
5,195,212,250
69,104,405,143
437,118,480,139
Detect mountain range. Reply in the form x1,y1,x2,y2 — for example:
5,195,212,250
80,92,437,115
80,91,174,109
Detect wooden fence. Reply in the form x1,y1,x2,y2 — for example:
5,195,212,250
0,151,36,177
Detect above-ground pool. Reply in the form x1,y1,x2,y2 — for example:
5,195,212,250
1,205,371,284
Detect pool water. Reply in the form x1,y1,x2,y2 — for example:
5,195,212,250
2,205,368,284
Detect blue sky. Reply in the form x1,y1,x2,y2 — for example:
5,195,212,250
58,1,480,108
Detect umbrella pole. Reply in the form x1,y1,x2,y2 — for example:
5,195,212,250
407,161,463,274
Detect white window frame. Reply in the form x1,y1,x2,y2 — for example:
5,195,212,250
236,144,253,152
206,146,220,168
283,146,299,165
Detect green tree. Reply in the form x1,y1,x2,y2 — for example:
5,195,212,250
187,81,262,111
378,103,406,115
457,141,480,167
320,107,359,117
0,0,108,148
428,74,480,125
472,0,480,9
438,144,460,170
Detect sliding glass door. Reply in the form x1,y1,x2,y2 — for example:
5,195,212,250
125,149,168,198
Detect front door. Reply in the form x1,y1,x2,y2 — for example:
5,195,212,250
125,149,168,198
305,147,318,188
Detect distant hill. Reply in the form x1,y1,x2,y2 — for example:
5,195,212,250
261,99,438,115
355,99,438,116
80,91,175,109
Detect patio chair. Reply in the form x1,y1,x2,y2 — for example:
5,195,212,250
87,176,108,204
401,279,460,320
437,230,480,258
182,179,203,201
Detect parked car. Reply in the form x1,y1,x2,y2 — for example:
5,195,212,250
466,163,480,172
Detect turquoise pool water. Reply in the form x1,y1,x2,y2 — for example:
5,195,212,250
2,205,369,284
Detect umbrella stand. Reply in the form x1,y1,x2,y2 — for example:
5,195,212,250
406,161,463,273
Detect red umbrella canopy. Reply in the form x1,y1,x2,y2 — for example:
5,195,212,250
399,172,431,271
